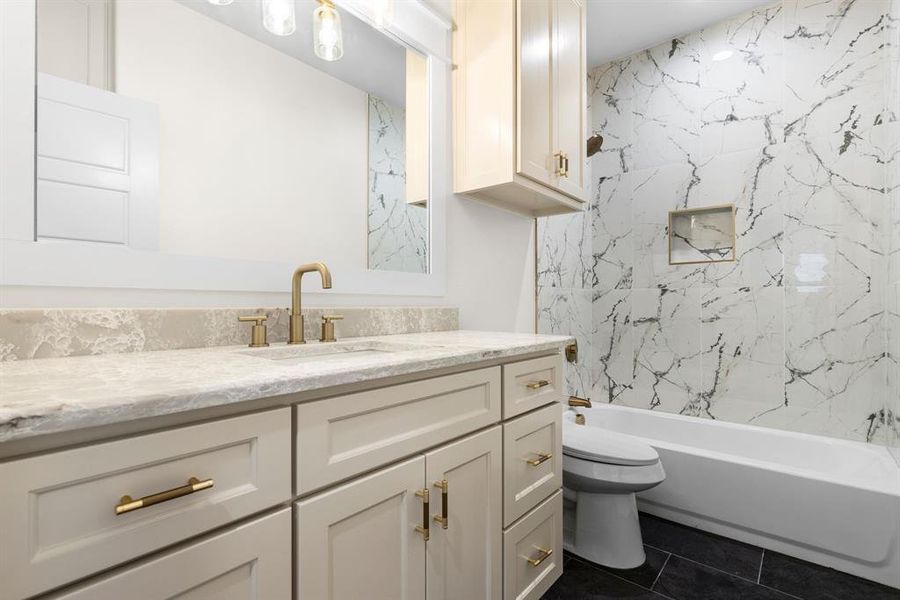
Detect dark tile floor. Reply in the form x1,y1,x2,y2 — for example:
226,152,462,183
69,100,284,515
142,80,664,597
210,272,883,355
542,513,900,600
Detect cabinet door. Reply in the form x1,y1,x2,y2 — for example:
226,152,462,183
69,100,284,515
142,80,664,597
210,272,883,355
426,427,503,600
552,0,587,201
516,0,555,187
296,456,426,600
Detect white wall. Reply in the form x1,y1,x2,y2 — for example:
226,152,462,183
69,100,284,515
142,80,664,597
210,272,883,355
115,0,368,269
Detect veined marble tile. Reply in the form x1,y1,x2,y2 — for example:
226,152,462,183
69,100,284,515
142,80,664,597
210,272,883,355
591,174,633,289
783,0,889,143
0,306,459,361
699,3,784,157
782,131,886,289
630,288,703,415
538,209,593,290
784,285,885,441
367,95,429,274
887,2,900,124
631,35,702,169
537,287,593,397
591,289,632,405
700,286,785,419
589,60,634,177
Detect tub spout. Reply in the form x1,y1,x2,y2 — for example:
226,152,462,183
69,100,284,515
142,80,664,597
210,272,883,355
569,396,592,408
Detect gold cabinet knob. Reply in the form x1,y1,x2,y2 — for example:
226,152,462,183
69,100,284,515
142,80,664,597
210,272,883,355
238,315,269,348
320,314,344,343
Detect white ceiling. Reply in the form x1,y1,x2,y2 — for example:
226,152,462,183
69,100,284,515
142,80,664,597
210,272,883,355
586,0,775,66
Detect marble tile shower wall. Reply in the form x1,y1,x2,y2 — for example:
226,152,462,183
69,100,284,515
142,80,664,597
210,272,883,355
888,0,900,463
538,0,899,443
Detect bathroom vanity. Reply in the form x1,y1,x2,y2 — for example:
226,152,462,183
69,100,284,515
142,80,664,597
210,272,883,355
0,331,569,600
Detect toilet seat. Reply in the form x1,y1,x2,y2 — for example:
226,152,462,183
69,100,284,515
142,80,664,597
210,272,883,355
563,421,659,466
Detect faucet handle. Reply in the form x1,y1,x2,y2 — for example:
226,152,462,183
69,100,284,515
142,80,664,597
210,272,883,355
238,315,269,348
320,315,344,343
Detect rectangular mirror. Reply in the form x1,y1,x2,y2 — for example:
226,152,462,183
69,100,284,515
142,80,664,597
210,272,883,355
34,0,430,276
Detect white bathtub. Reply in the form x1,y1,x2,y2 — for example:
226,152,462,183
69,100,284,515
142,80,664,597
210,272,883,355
576,404,900,588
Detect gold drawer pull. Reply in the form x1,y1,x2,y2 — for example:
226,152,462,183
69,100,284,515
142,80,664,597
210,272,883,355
415,489,430,541
525,452,553,467
525,546,553,567
433,479,449,529
116,477,214,515
526,380,550,390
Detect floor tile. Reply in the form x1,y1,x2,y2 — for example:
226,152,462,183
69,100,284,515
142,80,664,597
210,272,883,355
542,557,668,600
639,513,763,579
592,546,671,589
653,555,795,600
759,551,900,600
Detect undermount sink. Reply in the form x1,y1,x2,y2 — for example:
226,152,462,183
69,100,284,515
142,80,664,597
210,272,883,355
237,341,436,366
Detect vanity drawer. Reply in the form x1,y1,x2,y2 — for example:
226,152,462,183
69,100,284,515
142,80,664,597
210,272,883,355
47,508,292,599
502,354,564,418
503,402,562,526
503,490,563,600
296,366,501,494
0,408,291,600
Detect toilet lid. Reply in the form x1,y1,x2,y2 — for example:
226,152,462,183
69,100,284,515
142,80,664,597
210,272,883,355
563,421,659,466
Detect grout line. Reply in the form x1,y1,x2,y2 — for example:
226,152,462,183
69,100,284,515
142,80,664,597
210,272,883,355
666,552,778,589
651,552,672,590
568,554,675,599
758,549,765,584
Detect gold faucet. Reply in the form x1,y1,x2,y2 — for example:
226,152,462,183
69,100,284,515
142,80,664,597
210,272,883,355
568,396,592,408
289,262,332,344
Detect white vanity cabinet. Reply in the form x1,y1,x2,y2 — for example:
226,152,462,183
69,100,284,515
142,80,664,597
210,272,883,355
453,0,587,216
1,350,565,600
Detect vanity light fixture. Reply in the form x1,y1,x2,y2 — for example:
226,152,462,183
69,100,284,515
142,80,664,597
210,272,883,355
313,0,344,61
261,0,297,36
207,0,234,5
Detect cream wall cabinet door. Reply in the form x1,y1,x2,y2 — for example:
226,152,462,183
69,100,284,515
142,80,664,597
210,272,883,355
425,427,503,600
453,0,587,216
551,0,587,199
47,508,292,599
296,456,427,600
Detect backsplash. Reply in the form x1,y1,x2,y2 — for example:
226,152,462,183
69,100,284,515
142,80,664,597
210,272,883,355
0,306,458,361
538,0,899,444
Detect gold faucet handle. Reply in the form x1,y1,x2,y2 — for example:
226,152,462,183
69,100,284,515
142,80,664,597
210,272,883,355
320,315,344,343
238,315,269,348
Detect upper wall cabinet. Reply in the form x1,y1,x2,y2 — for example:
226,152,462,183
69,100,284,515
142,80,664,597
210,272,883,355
453,0,587,216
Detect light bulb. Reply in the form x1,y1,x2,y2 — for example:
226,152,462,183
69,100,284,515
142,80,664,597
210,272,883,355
313,1,344,61
371,0,394,29
208,0,234,5
261,0,296,36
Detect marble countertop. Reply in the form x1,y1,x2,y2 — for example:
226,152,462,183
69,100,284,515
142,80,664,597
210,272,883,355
0,330,572,443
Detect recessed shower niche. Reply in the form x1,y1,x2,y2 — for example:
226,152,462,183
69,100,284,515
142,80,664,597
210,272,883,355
668,204,736,265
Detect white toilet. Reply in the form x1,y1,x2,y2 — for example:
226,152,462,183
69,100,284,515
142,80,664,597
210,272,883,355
562,416,666,569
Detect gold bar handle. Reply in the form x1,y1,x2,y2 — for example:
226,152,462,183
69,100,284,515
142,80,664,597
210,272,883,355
562,153,570,178
553,152,565,176
415,489,430,541
525,452,553,467
526,380,550,390
525,546,553,567
115,477,214,515
433,479,448,529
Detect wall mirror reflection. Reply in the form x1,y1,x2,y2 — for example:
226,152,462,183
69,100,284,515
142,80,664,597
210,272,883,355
35,0,430,275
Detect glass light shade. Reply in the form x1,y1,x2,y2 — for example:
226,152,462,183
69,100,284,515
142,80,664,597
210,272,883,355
313,2,344,61
261,0,296,36
207,0,234,5
371,0,394,29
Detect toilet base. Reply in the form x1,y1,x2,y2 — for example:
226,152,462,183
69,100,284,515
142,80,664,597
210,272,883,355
567,489,646,570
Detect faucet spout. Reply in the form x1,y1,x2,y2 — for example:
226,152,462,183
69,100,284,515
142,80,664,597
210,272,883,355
289,262,332,344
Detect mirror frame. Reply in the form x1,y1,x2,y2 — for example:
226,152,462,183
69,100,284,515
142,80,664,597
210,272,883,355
0,0,451,298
